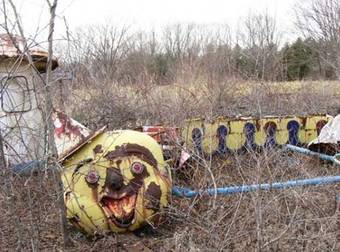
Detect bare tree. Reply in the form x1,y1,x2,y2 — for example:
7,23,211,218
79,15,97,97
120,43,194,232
237,12,282,80
45,0,72,248
295,0,340,79
68,24,131,84
1,0,71,249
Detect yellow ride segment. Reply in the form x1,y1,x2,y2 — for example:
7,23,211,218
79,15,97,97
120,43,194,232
182,115,331,153
61,130,171,234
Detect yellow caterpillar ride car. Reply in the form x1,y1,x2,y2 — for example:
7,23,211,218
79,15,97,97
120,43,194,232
61,130,172,234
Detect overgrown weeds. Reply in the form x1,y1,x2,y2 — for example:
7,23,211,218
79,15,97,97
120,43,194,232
2,80,340,251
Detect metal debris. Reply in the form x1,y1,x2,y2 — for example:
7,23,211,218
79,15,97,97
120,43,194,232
0,33,58,72
309,114,340,155
53,111,106,163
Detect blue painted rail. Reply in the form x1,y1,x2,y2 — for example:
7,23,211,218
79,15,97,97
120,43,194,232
284,144,340,165
173,144,340,198
172,175,340,198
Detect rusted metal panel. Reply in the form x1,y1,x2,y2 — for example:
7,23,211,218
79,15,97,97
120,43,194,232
182,114,332,154
141,126,180,142
53,111,106,163
0,34,58,72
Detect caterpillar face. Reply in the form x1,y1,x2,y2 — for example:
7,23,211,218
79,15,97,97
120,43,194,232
62,130,171,234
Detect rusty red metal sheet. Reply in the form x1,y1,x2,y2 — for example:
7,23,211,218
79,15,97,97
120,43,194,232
53,111,106,163
0,33,58,71
141,126,180,144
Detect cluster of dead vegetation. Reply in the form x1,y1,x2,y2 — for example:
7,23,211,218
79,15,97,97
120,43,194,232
1,80,340,251
1,142,339,251
64,79,340,130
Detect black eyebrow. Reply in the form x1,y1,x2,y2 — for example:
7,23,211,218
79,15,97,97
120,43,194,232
73,158,93,175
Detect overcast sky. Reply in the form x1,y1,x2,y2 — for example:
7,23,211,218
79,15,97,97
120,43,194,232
5,0,300,45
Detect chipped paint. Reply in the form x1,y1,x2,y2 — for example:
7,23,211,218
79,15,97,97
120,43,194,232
0,34,58,72
182,114,331,154
0,33,60,165
145,182,162,211
61,130,171,234
93,144,103,154
138,126,181,152
53,110,107,163
104,143,158,168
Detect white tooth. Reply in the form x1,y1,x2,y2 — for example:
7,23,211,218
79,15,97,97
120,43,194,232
122,197,132,214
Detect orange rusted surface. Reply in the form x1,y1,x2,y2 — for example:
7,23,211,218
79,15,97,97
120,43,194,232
0,33,58,72
141,126,180,144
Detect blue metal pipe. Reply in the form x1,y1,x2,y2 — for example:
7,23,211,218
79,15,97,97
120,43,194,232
284,144,340,165
172,175,340,198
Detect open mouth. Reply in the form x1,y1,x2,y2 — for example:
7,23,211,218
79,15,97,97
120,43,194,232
101,194,137,228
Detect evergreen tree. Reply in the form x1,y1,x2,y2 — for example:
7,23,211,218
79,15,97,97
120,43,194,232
282,38,313,80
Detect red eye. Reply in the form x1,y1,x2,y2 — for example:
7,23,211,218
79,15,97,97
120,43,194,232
86,170,99,184
131,162,144,175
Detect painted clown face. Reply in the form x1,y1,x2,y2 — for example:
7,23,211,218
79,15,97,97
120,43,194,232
62,130,171,234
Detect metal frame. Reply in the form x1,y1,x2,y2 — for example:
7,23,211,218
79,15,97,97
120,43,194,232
0,75,32,113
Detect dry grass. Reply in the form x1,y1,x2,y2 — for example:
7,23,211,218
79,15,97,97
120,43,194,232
1,80,340,251
67,79,340,129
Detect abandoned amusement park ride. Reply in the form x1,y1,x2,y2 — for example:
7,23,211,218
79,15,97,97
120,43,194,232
0,34,339,235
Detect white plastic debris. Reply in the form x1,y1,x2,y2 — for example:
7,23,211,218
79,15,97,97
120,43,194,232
309,114,340,146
